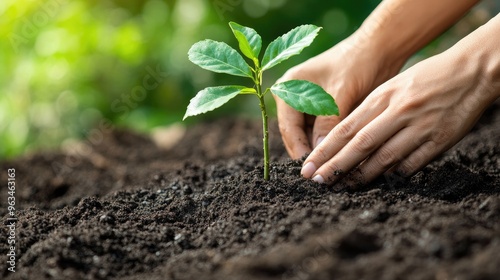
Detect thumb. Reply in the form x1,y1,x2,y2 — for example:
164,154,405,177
274,95,312,159
312,115,342,148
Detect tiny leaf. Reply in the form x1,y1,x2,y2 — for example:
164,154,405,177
183,86,248,120
188,40,253,78
262,25,322,71
270,80,339,116
229,22,262,62
239,87,257,94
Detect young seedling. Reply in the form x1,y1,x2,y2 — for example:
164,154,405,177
185,22,339,180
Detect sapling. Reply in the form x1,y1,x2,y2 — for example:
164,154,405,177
184,22,339,180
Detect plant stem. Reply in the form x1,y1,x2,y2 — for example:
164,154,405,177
255,68,269,180
258,94,269,180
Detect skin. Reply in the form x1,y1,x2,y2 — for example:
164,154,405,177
275,0,500,185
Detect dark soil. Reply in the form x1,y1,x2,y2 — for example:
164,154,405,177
1,103,500,280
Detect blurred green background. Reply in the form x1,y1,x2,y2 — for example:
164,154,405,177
0,0,496,158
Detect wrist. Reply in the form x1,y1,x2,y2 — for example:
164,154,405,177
353,19,412,69
346,29,407,84
448,15,500,101
352,0,480,78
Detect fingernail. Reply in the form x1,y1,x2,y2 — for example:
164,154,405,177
301,162,317,178
312,174,325,184
315,136,325,148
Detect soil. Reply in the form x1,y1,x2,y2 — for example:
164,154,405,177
1,103,500,280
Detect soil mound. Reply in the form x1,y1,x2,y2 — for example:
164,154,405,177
1,104,499,280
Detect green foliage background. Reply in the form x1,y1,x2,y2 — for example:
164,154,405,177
0,0,495,158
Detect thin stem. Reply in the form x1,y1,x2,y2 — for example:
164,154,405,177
258,94,269,180
254,68,269,180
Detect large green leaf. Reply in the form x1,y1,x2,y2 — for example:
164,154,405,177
183,86,249,120
229,22,262,62
188,40,253,78
270,80,339,116
261,25,321,71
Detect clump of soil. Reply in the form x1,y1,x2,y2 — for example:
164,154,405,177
1,103,499,280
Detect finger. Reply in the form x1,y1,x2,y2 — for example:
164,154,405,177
394,140,442,176
354,126,425,184
275,96,312,159
301,95,389,178
309,110,405,184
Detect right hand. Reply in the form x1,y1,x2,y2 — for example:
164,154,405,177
274,33,406,159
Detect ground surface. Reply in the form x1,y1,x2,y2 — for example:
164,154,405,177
1,103,499,280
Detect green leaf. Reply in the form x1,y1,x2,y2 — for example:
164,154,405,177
183,86,248,120
188,40,253,78
229,22,262,62
270,80,339,116
261,25,322,71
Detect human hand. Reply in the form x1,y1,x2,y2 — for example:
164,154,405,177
274,34,405,159
301,35,500,186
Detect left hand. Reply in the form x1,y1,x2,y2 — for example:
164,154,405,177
301,38,500,186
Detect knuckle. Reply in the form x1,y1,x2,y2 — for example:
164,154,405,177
408,131,427,147
374,146,398,169
431,118,459,145
352,130,376,154
314,146,331,163
399,147,430,175
398,159,417,176
432,128,453,145
395,94,426,115
397,99,420,115
333,120,356,140
396,102,413,115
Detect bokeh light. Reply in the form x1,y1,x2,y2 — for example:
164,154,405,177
1,0,498,158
